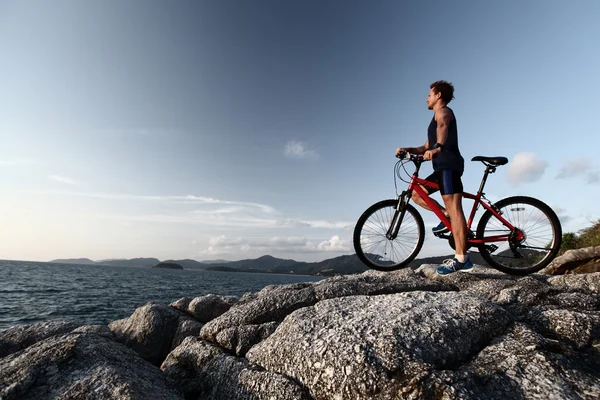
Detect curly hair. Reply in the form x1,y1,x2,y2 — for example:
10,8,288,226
430,80,455,104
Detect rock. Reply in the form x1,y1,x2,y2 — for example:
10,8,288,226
215,322,278,356
0,331,182,400
71,324,114,339
196,355,311,400
313,267,454,300
0,320,82,358
109,302,180,366
170,297,194,313
416,323,600,399
0,340,21,359
188,294,238,323
171,316,204,350
247,291,512,399
200,283,318,342
546,272,600,292
526,308,600,349
541,246,600,274
201,269,455,345
161,336,225,399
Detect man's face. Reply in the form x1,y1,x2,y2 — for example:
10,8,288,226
426,88,440,110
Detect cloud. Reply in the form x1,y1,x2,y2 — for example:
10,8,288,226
25,189,353,230
48,175,78,185
586,171,600,184
505,153,548,184
555,159,600,184
284,140,319,160
552,206,573,225
556,159,592,179
0,158,37,167
202,235,351,256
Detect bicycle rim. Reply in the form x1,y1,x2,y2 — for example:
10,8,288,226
476,196,562,274
353,200,424,271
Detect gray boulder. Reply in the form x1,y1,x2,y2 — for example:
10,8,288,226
200,283,318,342
547,272,600,292
109,302,180,366
416,323,600,399
247,291,512,399
161,336,225,399
215,322,278,356
0,331,182,400
196,355,311,400
201,269,455,345
171,316,204,350
0,320,82,358
312,267,454,300
525,308,600,349
71,324,114,339
170,296,194,313
188,294,238,323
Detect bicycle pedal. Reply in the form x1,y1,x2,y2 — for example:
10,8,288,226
485,244,498,253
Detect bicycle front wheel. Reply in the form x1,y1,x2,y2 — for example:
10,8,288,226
353,199,425,271
476,196,562,275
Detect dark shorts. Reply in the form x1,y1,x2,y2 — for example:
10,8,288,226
423,170,463,195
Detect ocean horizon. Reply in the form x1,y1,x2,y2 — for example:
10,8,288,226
0,260,323,331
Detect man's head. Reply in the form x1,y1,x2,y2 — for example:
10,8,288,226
427,80,455,110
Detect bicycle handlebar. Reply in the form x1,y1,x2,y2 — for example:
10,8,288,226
396,151,424,162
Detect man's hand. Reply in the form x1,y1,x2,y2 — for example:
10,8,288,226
423,148,441,161
396,147,406,156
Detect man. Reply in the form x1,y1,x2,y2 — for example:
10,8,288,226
396,80,472,275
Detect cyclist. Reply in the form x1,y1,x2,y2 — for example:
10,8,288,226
395,80,472,275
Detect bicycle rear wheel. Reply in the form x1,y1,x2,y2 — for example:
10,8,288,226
476,196,562,275
353,199,425,271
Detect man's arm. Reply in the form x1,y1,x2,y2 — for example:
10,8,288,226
423,108,452,160
396,140,429,156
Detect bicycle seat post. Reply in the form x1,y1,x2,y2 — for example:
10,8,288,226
476,163,496,196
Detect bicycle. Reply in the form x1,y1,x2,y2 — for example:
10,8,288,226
353,153,562,275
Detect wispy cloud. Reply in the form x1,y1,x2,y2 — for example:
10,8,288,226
27,189,352,230
556,158,599,184
0,158,37,167
202,234,351,256
506,152,548,184
48,175,78,186
284,140,319,160
556,159,591,178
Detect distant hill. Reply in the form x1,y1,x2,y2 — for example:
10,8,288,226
199,259,231,264
95,258,160,268
48,251,491,276
49,258,96,265
203,254,369,276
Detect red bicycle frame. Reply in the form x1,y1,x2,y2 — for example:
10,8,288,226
407,175,526,245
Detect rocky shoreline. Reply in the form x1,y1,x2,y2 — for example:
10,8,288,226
1,263,599,399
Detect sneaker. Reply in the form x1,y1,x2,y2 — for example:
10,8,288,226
432,220,450,234
436,258,473,275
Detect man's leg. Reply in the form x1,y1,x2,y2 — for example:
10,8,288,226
441,193,467,256
411,185,446,213
435,170,472,275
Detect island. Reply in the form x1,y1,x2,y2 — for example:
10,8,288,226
152,262,183,270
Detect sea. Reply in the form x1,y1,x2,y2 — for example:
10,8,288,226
0,260,323,332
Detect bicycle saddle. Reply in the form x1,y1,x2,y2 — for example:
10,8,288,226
471,156,508,166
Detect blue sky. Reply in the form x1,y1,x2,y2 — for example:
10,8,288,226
1,0,599,262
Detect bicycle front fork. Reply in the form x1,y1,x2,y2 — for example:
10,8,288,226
386,192,410,240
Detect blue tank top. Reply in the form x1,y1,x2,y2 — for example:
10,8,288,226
427,107,464,172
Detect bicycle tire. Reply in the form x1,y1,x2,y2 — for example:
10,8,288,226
476,196,562,275
353,199,425,271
